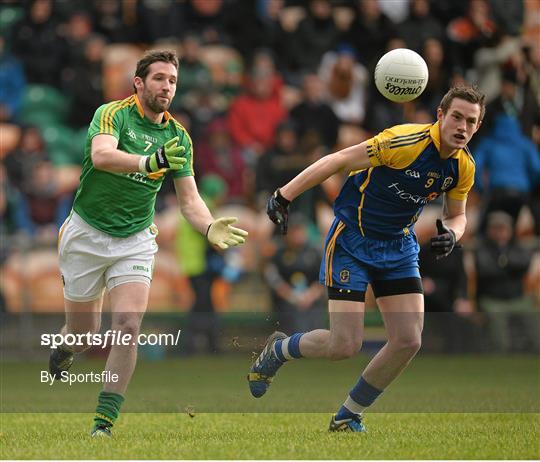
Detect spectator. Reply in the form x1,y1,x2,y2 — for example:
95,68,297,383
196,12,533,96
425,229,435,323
248,48,284,99
17,160,71,237
176,175,228,355
396,0,445,53
430,0,471,26
4,126,49,189
319,44,369,125
417,38,451,115
474,112,540,230
478,66,540,142
255,120,330,226
474,212,540,353
488,0,524,36
0,164,28,245
216,52,244,107
92,0,136,43
289,0,340,73
135,0,185,43
228,67,287,161
11,0,66,87
524,41,540,108
195,118,248,204
63,10,95,68
64,34,106,129
256,121,301,201
0,36,26,122
473,35,523,104
183,0,229,45
0,164,28,312
290,73,340,150
170,33,213,115
223,0,284,62
264,213,324,333
530,114,540,235
343,0,396,69
419,222,478,353
446,0,498,78
377,0,409,24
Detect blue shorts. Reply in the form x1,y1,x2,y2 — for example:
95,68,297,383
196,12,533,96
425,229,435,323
319,219,420,292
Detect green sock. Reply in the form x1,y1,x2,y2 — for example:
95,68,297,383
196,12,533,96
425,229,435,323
93,391,125,428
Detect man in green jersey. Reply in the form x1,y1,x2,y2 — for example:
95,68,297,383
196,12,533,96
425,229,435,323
50,50,248,437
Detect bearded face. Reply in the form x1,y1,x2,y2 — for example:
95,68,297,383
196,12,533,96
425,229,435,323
136,61,178,116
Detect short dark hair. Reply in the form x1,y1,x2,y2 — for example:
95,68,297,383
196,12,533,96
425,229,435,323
439,85,486,121
135,49,179,81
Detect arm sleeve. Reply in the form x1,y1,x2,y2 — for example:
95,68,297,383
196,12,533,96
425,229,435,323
87,102,124,140
365,125,431,169
447,154,475,201
171,126,195,178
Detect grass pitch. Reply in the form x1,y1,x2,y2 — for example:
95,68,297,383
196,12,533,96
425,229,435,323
2,412,538,459
1,354,539,459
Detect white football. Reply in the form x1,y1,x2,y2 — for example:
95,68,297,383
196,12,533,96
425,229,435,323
374,48,429,103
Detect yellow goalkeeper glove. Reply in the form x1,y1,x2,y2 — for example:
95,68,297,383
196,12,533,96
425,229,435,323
206,217,248,250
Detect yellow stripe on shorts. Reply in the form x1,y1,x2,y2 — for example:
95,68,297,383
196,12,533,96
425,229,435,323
325,221,345,287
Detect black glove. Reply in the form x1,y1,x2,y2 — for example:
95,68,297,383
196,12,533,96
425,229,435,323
267,189,290,235
430,219,457,259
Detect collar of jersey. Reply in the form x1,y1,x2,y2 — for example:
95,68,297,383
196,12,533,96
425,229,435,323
134,94,172,127
430,121,461,159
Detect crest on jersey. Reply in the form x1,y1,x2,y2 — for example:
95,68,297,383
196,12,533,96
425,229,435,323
127,128,137,140
340,269,350,284
442,176,454,191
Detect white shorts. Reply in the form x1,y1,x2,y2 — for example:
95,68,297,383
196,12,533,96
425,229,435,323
58,212,159,302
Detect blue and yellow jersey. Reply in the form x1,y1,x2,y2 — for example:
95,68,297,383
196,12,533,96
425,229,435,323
334,122,475,239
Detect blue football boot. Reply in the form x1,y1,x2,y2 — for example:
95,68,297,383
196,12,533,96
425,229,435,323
247,331,287,398
328,414,366,432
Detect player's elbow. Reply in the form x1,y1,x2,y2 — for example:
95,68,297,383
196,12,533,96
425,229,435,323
91,148,108,170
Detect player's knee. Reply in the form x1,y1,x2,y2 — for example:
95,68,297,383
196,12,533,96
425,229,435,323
389,335,422,356
329,338,362,360
112,314,141,339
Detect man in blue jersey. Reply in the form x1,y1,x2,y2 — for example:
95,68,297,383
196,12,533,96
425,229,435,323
248,85,485,431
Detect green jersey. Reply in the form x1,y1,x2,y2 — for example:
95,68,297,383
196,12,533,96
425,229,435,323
73,94,194,237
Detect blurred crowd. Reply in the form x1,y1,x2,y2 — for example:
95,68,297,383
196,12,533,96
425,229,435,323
1,0,539,353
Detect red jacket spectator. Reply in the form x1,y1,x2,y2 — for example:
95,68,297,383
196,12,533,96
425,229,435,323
228,69,287,152
195,118,247,202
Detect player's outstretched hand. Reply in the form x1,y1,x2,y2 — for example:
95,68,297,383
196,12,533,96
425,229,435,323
207,217,248,250
430,219,457,259
267,189,290,235
141,136,186,173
